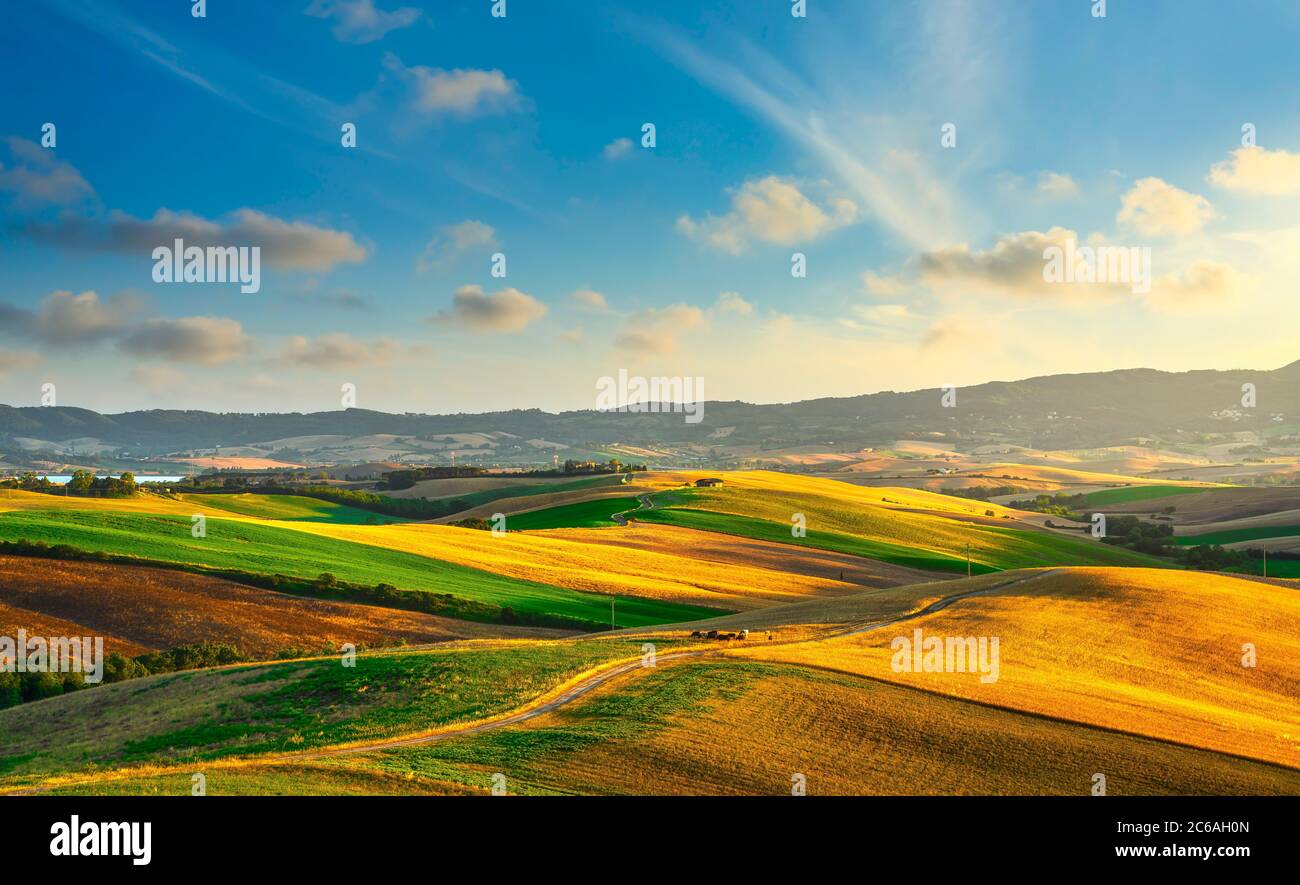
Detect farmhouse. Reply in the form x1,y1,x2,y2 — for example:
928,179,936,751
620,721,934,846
694,477,723,487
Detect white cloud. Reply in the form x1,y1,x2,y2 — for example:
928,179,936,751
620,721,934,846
0,136,95,209
614,304,706,355
26,207,367,271
383,53,520,117
603,137,633,161
33,290,143,346
429,285,547,333
1148,260,1253,313
1116,177,1213,237
677,176,858,254
417,220,497,271
305,0,421,44
570,289,608,311
1036,171,1081,201
716,292,753,315
119,316,251,365
280,333,403,367
862,270,908,298
1208,145,1300,196
915,227,1102,297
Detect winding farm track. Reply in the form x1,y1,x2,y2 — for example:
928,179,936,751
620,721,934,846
609,493,655,526
6,569,1059,793
261,569,1062,763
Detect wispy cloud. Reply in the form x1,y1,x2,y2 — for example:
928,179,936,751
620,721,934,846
649,18,964,250
417,220,498,272
42,0,346,137
305,0,421,44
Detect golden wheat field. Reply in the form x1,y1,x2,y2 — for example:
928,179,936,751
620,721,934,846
734,568,1300,769
268,519,865,609
469,663,1300,796
0,488,197,515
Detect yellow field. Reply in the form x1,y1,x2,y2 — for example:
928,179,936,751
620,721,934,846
735,568,1300,769
38,655,1299,797
0,488,196,516
543,522,944,590
956,463,1221,487
644,471,1035,560
489,663,1300,795
270,519,861,609
651,470,1024,516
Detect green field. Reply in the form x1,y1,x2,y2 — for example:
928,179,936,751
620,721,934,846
437,475,626,509
180,493,404,524
1082,486,1210,507
636,507,994,574
507,496,643,530
0,510,719,628
634,504,1169,572
1218,557,1300,578
0,639,662,782
1175,525,1300,546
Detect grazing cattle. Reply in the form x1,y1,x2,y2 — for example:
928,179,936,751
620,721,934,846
739,629,749,640
690,631,705,639
707,630,719,639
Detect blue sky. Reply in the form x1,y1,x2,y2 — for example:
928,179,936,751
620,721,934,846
3,0,1300,414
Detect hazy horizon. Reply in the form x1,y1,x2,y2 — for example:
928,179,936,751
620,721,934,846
3,354,1299,417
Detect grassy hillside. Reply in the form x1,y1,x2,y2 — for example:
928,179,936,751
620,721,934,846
1176,525,1300,545
7,563,1297,796
381,661,1300,796
273,521,862,609
44,659,1300,796
0,638,661,786
618,472,1173,571
432,475,625,509
178,493,404,524
505,496,642,530
739,567,1300,769
636,507,992,574
1082,485,1211,507
0,510,718,629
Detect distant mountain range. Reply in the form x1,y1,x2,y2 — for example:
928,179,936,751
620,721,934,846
3,362,1298,464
